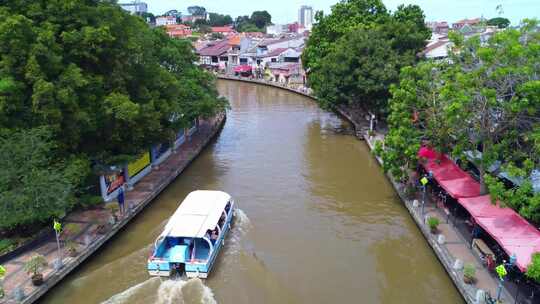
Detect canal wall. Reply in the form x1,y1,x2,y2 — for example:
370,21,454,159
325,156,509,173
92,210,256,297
217,76,511,304
2,114,226,304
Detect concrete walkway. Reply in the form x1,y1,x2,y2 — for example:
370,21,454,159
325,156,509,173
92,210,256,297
0,113,225,304
363,133,512,304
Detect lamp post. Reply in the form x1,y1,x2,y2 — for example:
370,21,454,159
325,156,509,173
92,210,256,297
420,176,429,219
53,220,63,270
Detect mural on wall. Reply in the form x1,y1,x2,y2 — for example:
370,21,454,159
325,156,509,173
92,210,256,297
104,170,125,195
128,152,151,178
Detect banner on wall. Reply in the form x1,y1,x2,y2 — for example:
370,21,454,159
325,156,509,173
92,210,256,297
104,170,125,195
128,152,151,178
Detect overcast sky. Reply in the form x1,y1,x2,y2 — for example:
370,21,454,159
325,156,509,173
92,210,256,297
142,0,539,25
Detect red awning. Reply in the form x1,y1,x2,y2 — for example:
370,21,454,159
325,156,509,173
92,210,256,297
437,177,481,198
458,195,540,271
234,65,252,73
418,146,438,159
424,157,469,181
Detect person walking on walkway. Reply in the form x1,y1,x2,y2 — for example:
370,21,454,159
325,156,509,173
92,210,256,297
117,186,125,216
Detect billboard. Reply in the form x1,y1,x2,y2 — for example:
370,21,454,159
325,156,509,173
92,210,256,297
128,152,151,178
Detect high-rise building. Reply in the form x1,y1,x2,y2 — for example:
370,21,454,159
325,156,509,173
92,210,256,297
298,5,313,30
119,1,148,15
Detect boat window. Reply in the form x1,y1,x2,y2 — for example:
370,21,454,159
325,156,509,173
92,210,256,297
225,201,232,214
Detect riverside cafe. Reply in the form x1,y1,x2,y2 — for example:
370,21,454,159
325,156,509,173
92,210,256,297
418,147,540,302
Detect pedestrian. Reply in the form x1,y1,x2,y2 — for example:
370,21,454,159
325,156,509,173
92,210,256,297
117,185,125,216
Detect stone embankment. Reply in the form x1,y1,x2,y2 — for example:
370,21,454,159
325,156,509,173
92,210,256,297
217,76,513,304
1,113,226,304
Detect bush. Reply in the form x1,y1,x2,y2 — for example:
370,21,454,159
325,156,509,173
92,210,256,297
526,252,540,283
79,195,104,209
0,239,17,255
427,217,440,231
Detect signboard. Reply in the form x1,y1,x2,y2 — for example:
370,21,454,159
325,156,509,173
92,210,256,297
128,152,151,178
104,170,125,195
420,177,429,186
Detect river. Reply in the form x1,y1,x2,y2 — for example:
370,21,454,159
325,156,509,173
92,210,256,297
40,80,462,304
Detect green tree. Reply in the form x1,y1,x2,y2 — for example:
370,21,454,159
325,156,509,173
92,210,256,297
250,11,272,29
303,1,430,113
238,23,262,33
0,128,77,231
487,17,510,28
187,6,206,16
208,13,233,27
380,20,540,221
302,0,389,73
0,0,227,230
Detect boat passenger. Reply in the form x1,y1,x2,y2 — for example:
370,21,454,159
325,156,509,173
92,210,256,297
210,229,219,244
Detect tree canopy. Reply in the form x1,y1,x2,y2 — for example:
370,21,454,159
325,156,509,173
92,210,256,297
0,0,227,230
487,17,510,29
379,20,540,222
303,0,430,113
234,12,272,32
187,6,206,16
208,13,233,27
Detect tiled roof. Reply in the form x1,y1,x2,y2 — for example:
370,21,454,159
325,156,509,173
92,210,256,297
197,40,231,57
211,26,235,33
260,48,288,58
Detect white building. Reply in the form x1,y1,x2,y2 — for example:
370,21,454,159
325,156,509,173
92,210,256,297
266,24,288,36
298,5,313,30
119,1,148,15
156,16,177,26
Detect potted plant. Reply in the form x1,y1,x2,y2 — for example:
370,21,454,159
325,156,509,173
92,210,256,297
427,217,440,234
24,254,48,286
105,203,120,223
65,240,79,257
463,264,476,284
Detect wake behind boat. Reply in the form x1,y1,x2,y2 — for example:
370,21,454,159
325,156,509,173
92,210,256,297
147,190,235,278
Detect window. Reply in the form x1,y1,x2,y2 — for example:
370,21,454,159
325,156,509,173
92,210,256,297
271,58,277,62
211,56,218,63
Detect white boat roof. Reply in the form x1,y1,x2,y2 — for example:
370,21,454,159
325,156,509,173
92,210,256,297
161,190,231,238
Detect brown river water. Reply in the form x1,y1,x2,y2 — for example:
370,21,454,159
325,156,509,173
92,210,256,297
39,80,462,304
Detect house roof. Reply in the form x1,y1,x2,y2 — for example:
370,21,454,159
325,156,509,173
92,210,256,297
419,40,450,57
197,40,231,57
259,36,298,47
454,18,481,25
212,26,235,33
261,48,288,58
228,35,241,46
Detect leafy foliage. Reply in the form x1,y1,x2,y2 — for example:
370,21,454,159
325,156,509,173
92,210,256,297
380,20,540,221
0,1,227,230
487,17,510,29
303,0,430,113
187,6,206,16
0,128,76,230
24,254,47,276
208,13,233,27
526,253,540,283
234,12,271,32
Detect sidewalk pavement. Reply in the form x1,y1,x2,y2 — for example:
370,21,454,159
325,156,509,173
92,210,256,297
0,114,225,304
363,132,512,304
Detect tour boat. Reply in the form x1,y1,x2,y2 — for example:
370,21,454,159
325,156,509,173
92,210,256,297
147,190,234,278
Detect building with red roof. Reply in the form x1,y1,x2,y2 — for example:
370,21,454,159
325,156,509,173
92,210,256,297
165,24,192,38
